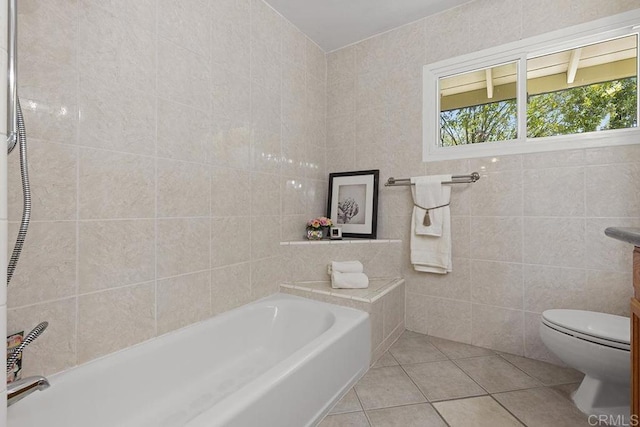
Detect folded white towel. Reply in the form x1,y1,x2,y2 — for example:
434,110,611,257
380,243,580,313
411,175,451,237
328,260,364,275
410,175,452,274
331,271,369,289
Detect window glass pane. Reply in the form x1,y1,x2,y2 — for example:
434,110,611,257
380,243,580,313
527,34,638,138
439,62,518,147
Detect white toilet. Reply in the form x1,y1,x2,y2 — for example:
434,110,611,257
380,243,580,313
540,309,630,418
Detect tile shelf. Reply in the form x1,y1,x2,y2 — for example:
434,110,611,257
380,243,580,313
280,238,402,246
280,277,404,303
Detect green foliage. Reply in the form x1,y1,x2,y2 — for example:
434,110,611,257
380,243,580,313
439,77,637,145
440,100,517,146
527,77,637,137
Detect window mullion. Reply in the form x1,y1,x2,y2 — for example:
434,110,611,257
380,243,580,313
517,54,528,142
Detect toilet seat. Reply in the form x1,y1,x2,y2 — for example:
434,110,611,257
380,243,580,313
542,309,630,351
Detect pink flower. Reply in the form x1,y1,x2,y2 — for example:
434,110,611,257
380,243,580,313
307,217,332,229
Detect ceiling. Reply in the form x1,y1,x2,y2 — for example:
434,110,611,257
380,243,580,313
265,0,472,52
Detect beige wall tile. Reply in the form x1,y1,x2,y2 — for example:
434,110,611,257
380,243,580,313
407,294,472,344
158,38,210,111
523,218,585,268
250,256,284,299
211,217,251,267
211,0,250,77
211,167,251,217
251,44,282,95
19,57,78,145
77,283,155,363
251,0,282,54
585,218,640,272
10,0,324,378
8,140,77,221
211,116,252,170
383,282,405,337
78,2,156,94
8,297,77,377
157,100,211,164
20,0,77,67
251,172,281,216
471,304,524,355
79,220,155,293
524,311,565,365
211,262,252,315
251,83,281,135
282,20,306,67
211,67,251,122
523,167,585,217
306,38,327,82
327,46,355,84
157,271,211,335
282,64,306,106
470,170,523,217
157,159,210,218
522,149,585,169
79,148,155,219
470,216,522,263
77,78,156,156
467,0,522,52
471,260,523,310
425,8,470,64
251,215,281,259
157,0,211,57
405,257,471,301
157,218,210,278
8,221,76,307
586,163,640,217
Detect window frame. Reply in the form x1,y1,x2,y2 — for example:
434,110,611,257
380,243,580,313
423,10,640,162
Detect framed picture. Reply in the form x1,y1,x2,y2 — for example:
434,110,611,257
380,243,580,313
327,170,379,239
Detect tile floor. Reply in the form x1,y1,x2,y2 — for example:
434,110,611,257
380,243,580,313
320,330,591,427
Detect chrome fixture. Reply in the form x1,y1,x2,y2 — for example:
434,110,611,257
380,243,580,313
385,172,480,186
6,321,48,373
7,376,50,406
6,0,32,286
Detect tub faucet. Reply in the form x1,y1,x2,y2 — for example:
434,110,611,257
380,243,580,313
7,376,50,406
6,321,50,406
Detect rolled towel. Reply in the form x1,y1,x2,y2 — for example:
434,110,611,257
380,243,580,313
328,260,364,275
331,271,369,289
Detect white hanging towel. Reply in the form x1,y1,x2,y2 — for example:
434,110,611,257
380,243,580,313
410,175,452,274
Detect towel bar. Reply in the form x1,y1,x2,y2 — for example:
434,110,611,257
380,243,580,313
385,172,480,186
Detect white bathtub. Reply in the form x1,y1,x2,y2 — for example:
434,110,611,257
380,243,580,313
7,294,370,427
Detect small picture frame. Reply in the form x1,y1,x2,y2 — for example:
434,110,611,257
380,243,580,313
327,170,379,239
330,226,342,240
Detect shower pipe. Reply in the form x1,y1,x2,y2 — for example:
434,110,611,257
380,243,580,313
6,0,32,286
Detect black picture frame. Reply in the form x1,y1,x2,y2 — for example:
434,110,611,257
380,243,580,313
327,170,379,239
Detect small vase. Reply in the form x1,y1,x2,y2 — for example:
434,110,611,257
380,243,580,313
321,226,330,239
306,228,323,240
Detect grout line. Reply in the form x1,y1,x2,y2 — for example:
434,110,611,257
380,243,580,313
489,393,529,426
73,0,81,368
350,382,373,427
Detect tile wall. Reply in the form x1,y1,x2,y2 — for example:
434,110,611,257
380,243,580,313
7,0,640,380
0,0,8,417
326,0,640,363
7,0,327,376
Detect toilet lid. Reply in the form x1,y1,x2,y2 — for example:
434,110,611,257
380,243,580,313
542,309,630,345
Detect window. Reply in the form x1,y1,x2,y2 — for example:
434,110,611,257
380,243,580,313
424,11,640,161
